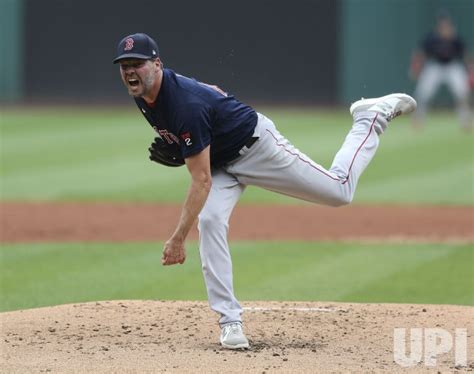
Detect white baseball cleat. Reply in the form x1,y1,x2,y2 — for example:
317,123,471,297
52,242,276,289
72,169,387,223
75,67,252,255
220,322,249,349
350,93,417,121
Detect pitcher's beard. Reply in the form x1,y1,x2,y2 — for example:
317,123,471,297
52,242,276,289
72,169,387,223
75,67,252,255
128,85,144,97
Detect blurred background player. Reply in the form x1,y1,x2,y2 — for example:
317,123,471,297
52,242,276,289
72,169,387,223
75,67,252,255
410,12,472,131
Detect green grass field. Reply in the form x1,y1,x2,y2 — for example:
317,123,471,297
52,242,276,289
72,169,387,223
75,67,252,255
0,107,473,312
1,107,473,204
1,241,472,312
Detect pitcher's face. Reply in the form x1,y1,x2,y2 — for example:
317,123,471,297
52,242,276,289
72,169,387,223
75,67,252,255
119,59,159,97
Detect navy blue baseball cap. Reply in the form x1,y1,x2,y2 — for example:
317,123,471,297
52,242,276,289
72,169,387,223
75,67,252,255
113,33,159,63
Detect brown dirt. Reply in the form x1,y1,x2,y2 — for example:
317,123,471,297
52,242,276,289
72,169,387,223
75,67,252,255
1,300,473,373
1,202,473,243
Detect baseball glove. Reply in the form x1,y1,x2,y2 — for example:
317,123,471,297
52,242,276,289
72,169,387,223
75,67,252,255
149,137,185,167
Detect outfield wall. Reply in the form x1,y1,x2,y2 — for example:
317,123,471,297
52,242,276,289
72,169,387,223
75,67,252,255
12,0,340,104
339,0,474,104
1,0,473,104
0,0,23,102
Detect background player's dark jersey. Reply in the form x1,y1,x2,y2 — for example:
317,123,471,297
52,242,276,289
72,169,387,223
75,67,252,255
422,32,465,64
135,69,257,168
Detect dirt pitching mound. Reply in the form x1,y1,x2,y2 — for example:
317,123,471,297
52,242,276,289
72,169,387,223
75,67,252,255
1,300,472,373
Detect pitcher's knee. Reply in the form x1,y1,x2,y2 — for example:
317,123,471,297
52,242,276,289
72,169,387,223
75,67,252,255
327,193,353,207
198,210,227,232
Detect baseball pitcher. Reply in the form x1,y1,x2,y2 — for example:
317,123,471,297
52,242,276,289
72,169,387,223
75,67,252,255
114,33,416,349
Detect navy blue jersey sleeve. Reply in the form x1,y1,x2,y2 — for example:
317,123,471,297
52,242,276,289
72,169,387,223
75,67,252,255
174,104,212,159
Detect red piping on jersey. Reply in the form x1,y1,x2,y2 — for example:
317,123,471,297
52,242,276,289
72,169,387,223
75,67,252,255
265,113,378,184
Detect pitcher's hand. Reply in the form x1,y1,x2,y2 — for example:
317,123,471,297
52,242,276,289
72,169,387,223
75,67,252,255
161,237,186,265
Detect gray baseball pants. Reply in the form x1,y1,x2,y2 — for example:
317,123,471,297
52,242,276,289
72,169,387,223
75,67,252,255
198,111,386,325
414,61,471,127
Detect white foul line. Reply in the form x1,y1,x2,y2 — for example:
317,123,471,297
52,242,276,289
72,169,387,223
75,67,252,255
243,306,340,313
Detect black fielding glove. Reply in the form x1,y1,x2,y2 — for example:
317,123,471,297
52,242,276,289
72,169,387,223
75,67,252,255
149,137,185,167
